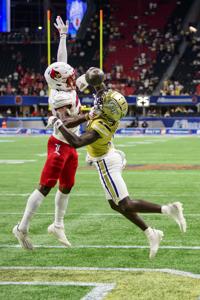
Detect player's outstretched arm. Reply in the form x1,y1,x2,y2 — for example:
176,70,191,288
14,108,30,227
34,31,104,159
59,126,99,148
46,116,100,148
54,16,69,63
62,114,88,128
56,106,101,128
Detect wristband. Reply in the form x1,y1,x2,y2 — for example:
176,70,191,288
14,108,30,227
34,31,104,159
60,33,68,38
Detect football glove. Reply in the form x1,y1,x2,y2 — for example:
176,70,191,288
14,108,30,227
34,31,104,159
85,153,94,166
88,106,102,120
76,74,89,92
46,116,63,129
54,16,69,36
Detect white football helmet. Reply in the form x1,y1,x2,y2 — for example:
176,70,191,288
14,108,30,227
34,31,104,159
44,62,76,91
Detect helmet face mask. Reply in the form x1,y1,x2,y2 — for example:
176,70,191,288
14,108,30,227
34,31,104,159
95,89,128,122
44,62,76,91
61,72,76,89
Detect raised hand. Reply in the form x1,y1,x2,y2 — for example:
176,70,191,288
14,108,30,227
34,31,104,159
54,16,69,36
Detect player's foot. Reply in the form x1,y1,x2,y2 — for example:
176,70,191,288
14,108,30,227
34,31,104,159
48,223,71,247
12,224,34,250
145,228,164,259
167,202,187,233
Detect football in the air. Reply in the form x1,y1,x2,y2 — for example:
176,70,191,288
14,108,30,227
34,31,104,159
85,67,105,86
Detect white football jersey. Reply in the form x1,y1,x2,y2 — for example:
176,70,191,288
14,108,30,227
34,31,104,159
49,89,81,144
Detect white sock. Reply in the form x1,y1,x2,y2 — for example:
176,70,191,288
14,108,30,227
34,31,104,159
19,189,44,232
161,205,170,215
54,190,69,228
144,227,153,237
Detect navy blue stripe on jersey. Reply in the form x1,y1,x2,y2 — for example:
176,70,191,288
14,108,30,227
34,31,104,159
103,159,119,197
99,121,111,132
97,161,112,198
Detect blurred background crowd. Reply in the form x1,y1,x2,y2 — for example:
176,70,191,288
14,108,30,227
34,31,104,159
0,0,200,119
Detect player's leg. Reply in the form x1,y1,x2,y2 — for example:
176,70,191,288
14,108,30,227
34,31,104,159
108,198,163,259
48,146,78,247
12,188,45,250
95,151,186,258
118,197,186,232
104,150,185,231
13,136,66,249
17,185,51,229
119,197,161,213
108,199,148,230
96,151,164,258
12,186,52,250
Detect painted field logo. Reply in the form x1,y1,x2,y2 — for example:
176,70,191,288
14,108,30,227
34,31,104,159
15,95,23,105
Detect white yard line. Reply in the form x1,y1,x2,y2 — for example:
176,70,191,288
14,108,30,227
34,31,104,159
0,211,199,217
0,170,200,175
2,193,200,198
0,160,36,164
0,193,103,197
81,283,116,300
0,266,199,279
1,244,200,250
0,280,115,300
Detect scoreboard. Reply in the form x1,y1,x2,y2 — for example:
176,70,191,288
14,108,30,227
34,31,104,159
66,0,87,37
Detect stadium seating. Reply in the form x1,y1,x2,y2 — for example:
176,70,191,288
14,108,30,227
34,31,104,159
104,0,176,77
103,0,196,95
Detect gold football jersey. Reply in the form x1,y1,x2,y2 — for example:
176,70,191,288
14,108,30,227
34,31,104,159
86,117,119,158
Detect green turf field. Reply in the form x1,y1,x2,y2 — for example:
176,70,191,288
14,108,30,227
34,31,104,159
0,135,200,299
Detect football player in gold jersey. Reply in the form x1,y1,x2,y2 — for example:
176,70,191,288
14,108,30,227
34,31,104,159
47,69,187,259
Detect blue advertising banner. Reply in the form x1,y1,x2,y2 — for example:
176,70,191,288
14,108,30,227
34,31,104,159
0,123,199,136
155,95,198,105
0,128,52,135
126,95,200,105
166,129,197,135
0,95,200,106
0,96,48,106
0,0,10,32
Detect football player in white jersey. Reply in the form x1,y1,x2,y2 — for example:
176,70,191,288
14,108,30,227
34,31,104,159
12,16,91,250
46,67,187,259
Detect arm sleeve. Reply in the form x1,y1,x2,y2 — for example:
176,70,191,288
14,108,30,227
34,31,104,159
57,36,68,63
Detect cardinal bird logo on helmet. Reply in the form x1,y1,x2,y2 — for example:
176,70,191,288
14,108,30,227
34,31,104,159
50,69,61,80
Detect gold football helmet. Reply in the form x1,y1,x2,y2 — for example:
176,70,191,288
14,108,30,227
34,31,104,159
95,89,128,121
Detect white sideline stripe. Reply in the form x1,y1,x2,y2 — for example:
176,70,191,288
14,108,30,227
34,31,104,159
0,193,103,197
0,160,36,164
1,244,200,250
0,194,31,196
0,170,199,175
0,266,199,279
0,281,115,300
0,212,199,217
